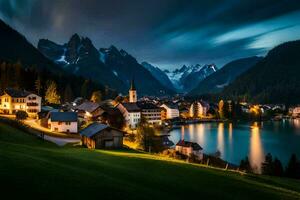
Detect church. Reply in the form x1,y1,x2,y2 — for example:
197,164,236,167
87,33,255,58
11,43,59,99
116,80,141,129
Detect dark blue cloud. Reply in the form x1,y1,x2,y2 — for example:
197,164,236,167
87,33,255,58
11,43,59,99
0,0,300,69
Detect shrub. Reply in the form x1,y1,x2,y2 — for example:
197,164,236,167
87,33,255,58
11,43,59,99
239,156,252,173
16,110,28,120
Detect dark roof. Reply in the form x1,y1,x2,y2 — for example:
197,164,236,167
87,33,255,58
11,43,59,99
121,103,141,112
80,123,108,137
50,112,78,122
4,88,32,97
198,100,210,108
130,79,136,90
80,122,124,138
176,140,203,150
162,103,178,109
76,101,102,113
137,102,160,110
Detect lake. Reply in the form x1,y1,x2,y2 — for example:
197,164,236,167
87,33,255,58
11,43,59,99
168,119,300,172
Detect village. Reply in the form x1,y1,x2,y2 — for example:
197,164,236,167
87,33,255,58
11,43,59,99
0,80,300,166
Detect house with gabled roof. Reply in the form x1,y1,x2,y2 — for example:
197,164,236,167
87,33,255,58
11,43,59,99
48,112,78,133
175,140,203,160
0,88,41,118
160,103,179,120
80,122,124,149
75,101,105,121
116,79,141,129
116,102,141,129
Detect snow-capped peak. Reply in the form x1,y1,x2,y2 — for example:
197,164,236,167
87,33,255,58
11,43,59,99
164,63,218,91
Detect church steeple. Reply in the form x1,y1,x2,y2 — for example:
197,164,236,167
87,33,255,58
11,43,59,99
130,79,136,91
129,79,137,103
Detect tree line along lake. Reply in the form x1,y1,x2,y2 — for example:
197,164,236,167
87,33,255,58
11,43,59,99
168,119,300,172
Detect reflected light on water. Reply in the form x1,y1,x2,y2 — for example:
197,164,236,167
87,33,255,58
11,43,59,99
249,122,265,173
196,124,205,147
181,126,185,140
228,123,233,144
189,124,195,140
217,123,224,154
294,119,300,129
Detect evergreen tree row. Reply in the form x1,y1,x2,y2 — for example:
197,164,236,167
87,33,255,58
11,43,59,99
0,61,118,104
240,153,300,179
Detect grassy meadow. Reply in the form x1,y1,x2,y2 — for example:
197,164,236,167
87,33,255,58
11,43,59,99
0,123,300,200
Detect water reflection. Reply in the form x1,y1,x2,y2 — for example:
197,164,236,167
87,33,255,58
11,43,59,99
294,119,300,129
181,126,185,140
169,120,300,168
189,124,195,140
249,122,265,173
196,124,205,147
228,123,233,144
217,123,224,154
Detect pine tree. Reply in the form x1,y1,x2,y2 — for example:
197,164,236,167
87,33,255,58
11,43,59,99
273,158,284,177
64,84,74,103
218,100,224,119
14,61,22,88
35,76,42,95
45,80,61,104
239,156,252,173
261,153,274,175
0,62,7,90
285,154,300,179
80,80,89,98
90,90,102,103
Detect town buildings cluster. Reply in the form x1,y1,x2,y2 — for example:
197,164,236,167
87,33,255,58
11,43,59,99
1,82,299,160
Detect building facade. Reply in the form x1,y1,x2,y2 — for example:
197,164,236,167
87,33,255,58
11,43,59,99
80,122,124,149
116,79,141,129
117,103,141,129
175,140,203,160
48,112,78,133
0,88,41,118
137,102,162,125
189,101,210,118
75,101,105,121
290,106,300,118
160,103,179,119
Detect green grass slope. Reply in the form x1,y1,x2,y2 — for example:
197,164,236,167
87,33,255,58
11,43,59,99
0,123,300,200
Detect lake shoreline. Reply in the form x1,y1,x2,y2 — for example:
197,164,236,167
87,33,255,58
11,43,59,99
166,120,300,169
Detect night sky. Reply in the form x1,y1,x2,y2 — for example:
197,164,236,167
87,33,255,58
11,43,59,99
1,0,300,70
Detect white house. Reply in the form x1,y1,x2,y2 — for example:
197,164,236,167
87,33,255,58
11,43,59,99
0,88,41,118
48,112,78,133
116,79,142,129
137,102,161,125
189,101,210,118
290,106,300,118
160,103,179,119
175,140,203,160
117,103,141,129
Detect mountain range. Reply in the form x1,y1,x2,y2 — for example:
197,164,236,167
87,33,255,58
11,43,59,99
0,19,107,99
38,35,173,96
0,20,62,74
1,17,300,104
220,40,300,105
142,63,218,93
141,62,176,91
188,56,263,96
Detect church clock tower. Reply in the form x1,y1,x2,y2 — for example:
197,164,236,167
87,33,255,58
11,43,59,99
129,79,137,103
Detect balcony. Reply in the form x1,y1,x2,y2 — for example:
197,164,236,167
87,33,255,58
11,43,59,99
27,102,39,107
